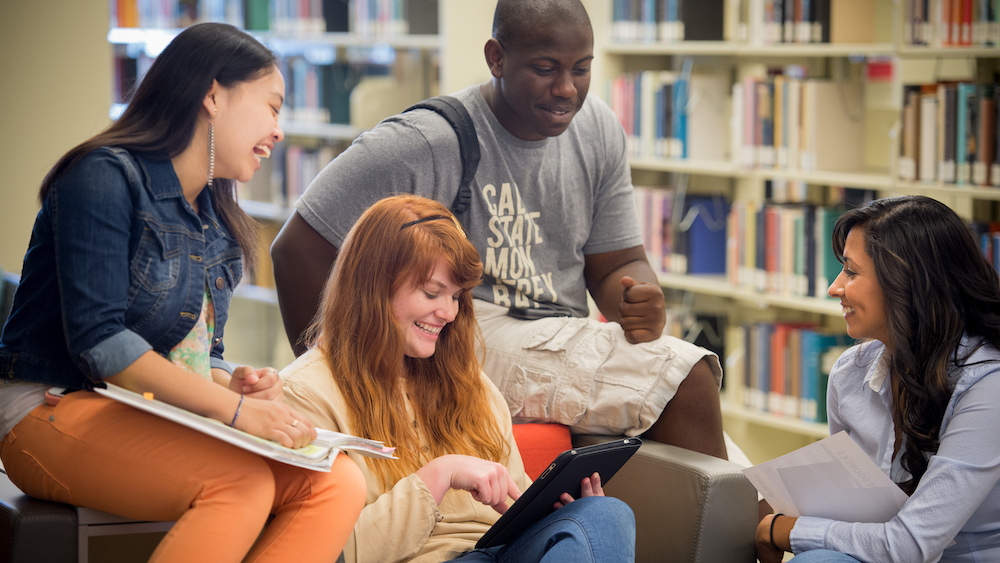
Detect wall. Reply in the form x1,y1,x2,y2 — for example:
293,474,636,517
439,0,608,96
0,0,112,275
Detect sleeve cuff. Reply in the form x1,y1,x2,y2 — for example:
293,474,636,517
80,329,152,379
789,516,834,554
210,356,235,374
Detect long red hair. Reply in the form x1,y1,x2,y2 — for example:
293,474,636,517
308,195,509,487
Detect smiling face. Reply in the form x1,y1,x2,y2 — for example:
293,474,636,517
487,20,593,140
828,227,891,348
212,65,285,184
391,258,463,359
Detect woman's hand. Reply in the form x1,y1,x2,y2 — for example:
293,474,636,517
227,366,283,400
553,472,604,509
232,395,317,449
415,454,522,513
755,514,786,563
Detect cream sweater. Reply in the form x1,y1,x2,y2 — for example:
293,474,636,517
280,349,531,563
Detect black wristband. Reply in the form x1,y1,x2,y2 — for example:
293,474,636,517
770,513,784,551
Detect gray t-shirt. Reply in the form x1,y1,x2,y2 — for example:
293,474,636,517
297,85,643,317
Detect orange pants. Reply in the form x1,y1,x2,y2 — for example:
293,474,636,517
0,391,366,562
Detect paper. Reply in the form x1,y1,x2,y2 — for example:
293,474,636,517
742,431,908,522
94,384,396,472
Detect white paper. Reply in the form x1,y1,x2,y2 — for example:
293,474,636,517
742,431,908,522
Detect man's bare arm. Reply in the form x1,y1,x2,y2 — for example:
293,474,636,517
270,211,339,356
583,245,665,343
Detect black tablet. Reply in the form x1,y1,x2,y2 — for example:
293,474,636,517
475,437,642,549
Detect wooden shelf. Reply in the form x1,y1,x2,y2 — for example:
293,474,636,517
722,402,830,439
280,120,363,141
233,283,278,305
896,45,1000,58
629,156,894,191
655,273,844,317
239,199,292,222
895,181,1000,201
606,40,999,59
605,40,895,58
108,27,441,53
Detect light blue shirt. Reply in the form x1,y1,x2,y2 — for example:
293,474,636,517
791,336,1000,562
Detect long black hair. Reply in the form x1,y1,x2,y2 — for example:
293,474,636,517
832,195,1000,494
40,22,277,274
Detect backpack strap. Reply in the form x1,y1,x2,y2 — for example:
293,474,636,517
403,95,480,215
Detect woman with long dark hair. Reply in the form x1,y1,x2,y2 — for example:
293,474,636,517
0,22,364,561
758,195,1000,562
281,194,636,562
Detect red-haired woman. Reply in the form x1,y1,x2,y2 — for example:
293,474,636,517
280,194,635,562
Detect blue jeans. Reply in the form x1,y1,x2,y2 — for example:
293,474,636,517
790,550,863,562
450,496,635,562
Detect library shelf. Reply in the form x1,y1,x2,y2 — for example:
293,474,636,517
896,45,1000,59
109,27,442,52
721,402,830,440
897,182,1000,202
656,273,844,317
238,199,292,223
233,282,278,305
604,41,896,58
280,121,363,142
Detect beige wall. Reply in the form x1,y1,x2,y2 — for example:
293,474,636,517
439,0,608,95
0,0,112,275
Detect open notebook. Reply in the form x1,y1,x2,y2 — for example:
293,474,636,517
93,384,396,472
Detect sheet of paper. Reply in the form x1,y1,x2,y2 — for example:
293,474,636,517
742,431,909,522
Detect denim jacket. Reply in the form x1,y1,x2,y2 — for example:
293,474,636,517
0,147,242,389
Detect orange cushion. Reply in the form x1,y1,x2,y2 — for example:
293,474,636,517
511,423,573,480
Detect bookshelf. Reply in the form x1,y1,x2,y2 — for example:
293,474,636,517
594,0,1000,463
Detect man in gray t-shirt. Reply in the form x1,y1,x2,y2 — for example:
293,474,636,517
271,0,728,459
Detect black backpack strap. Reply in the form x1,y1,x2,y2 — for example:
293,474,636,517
403,95,480,215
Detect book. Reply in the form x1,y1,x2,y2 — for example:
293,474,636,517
682,0,725,40
975,88,995,186
919,86,938,182
93,384,396,472
940,82,958,184
956,82,979,184
829,0,876,43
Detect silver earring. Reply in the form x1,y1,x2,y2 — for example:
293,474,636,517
207,122,215,188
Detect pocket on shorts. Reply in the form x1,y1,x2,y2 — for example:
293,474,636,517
499,317,610,426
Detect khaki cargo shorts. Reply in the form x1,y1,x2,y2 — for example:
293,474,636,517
474,301,722,436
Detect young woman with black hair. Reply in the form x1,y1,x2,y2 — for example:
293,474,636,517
758,195,1000,563
0,22,364,562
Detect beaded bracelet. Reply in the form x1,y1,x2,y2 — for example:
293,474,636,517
770,513,785,551
229,394,244,427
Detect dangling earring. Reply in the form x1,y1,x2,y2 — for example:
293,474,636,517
207,121,215,188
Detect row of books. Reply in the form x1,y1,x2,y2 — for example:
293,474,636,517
905,0,1000,46
736,0,870,45
112,0,439,35
610,0,875,45
112,0,242,29
609,67,870,174
610,0,726,42
633,189,730,275
733,72,865,173
607,67,731,162
740,322,852,424
239,142,342,211
278,58,390,125
726,200,844,299
898,82,1000,187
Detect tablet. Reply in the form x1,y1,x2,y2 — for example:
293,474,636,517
475,437,642,549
